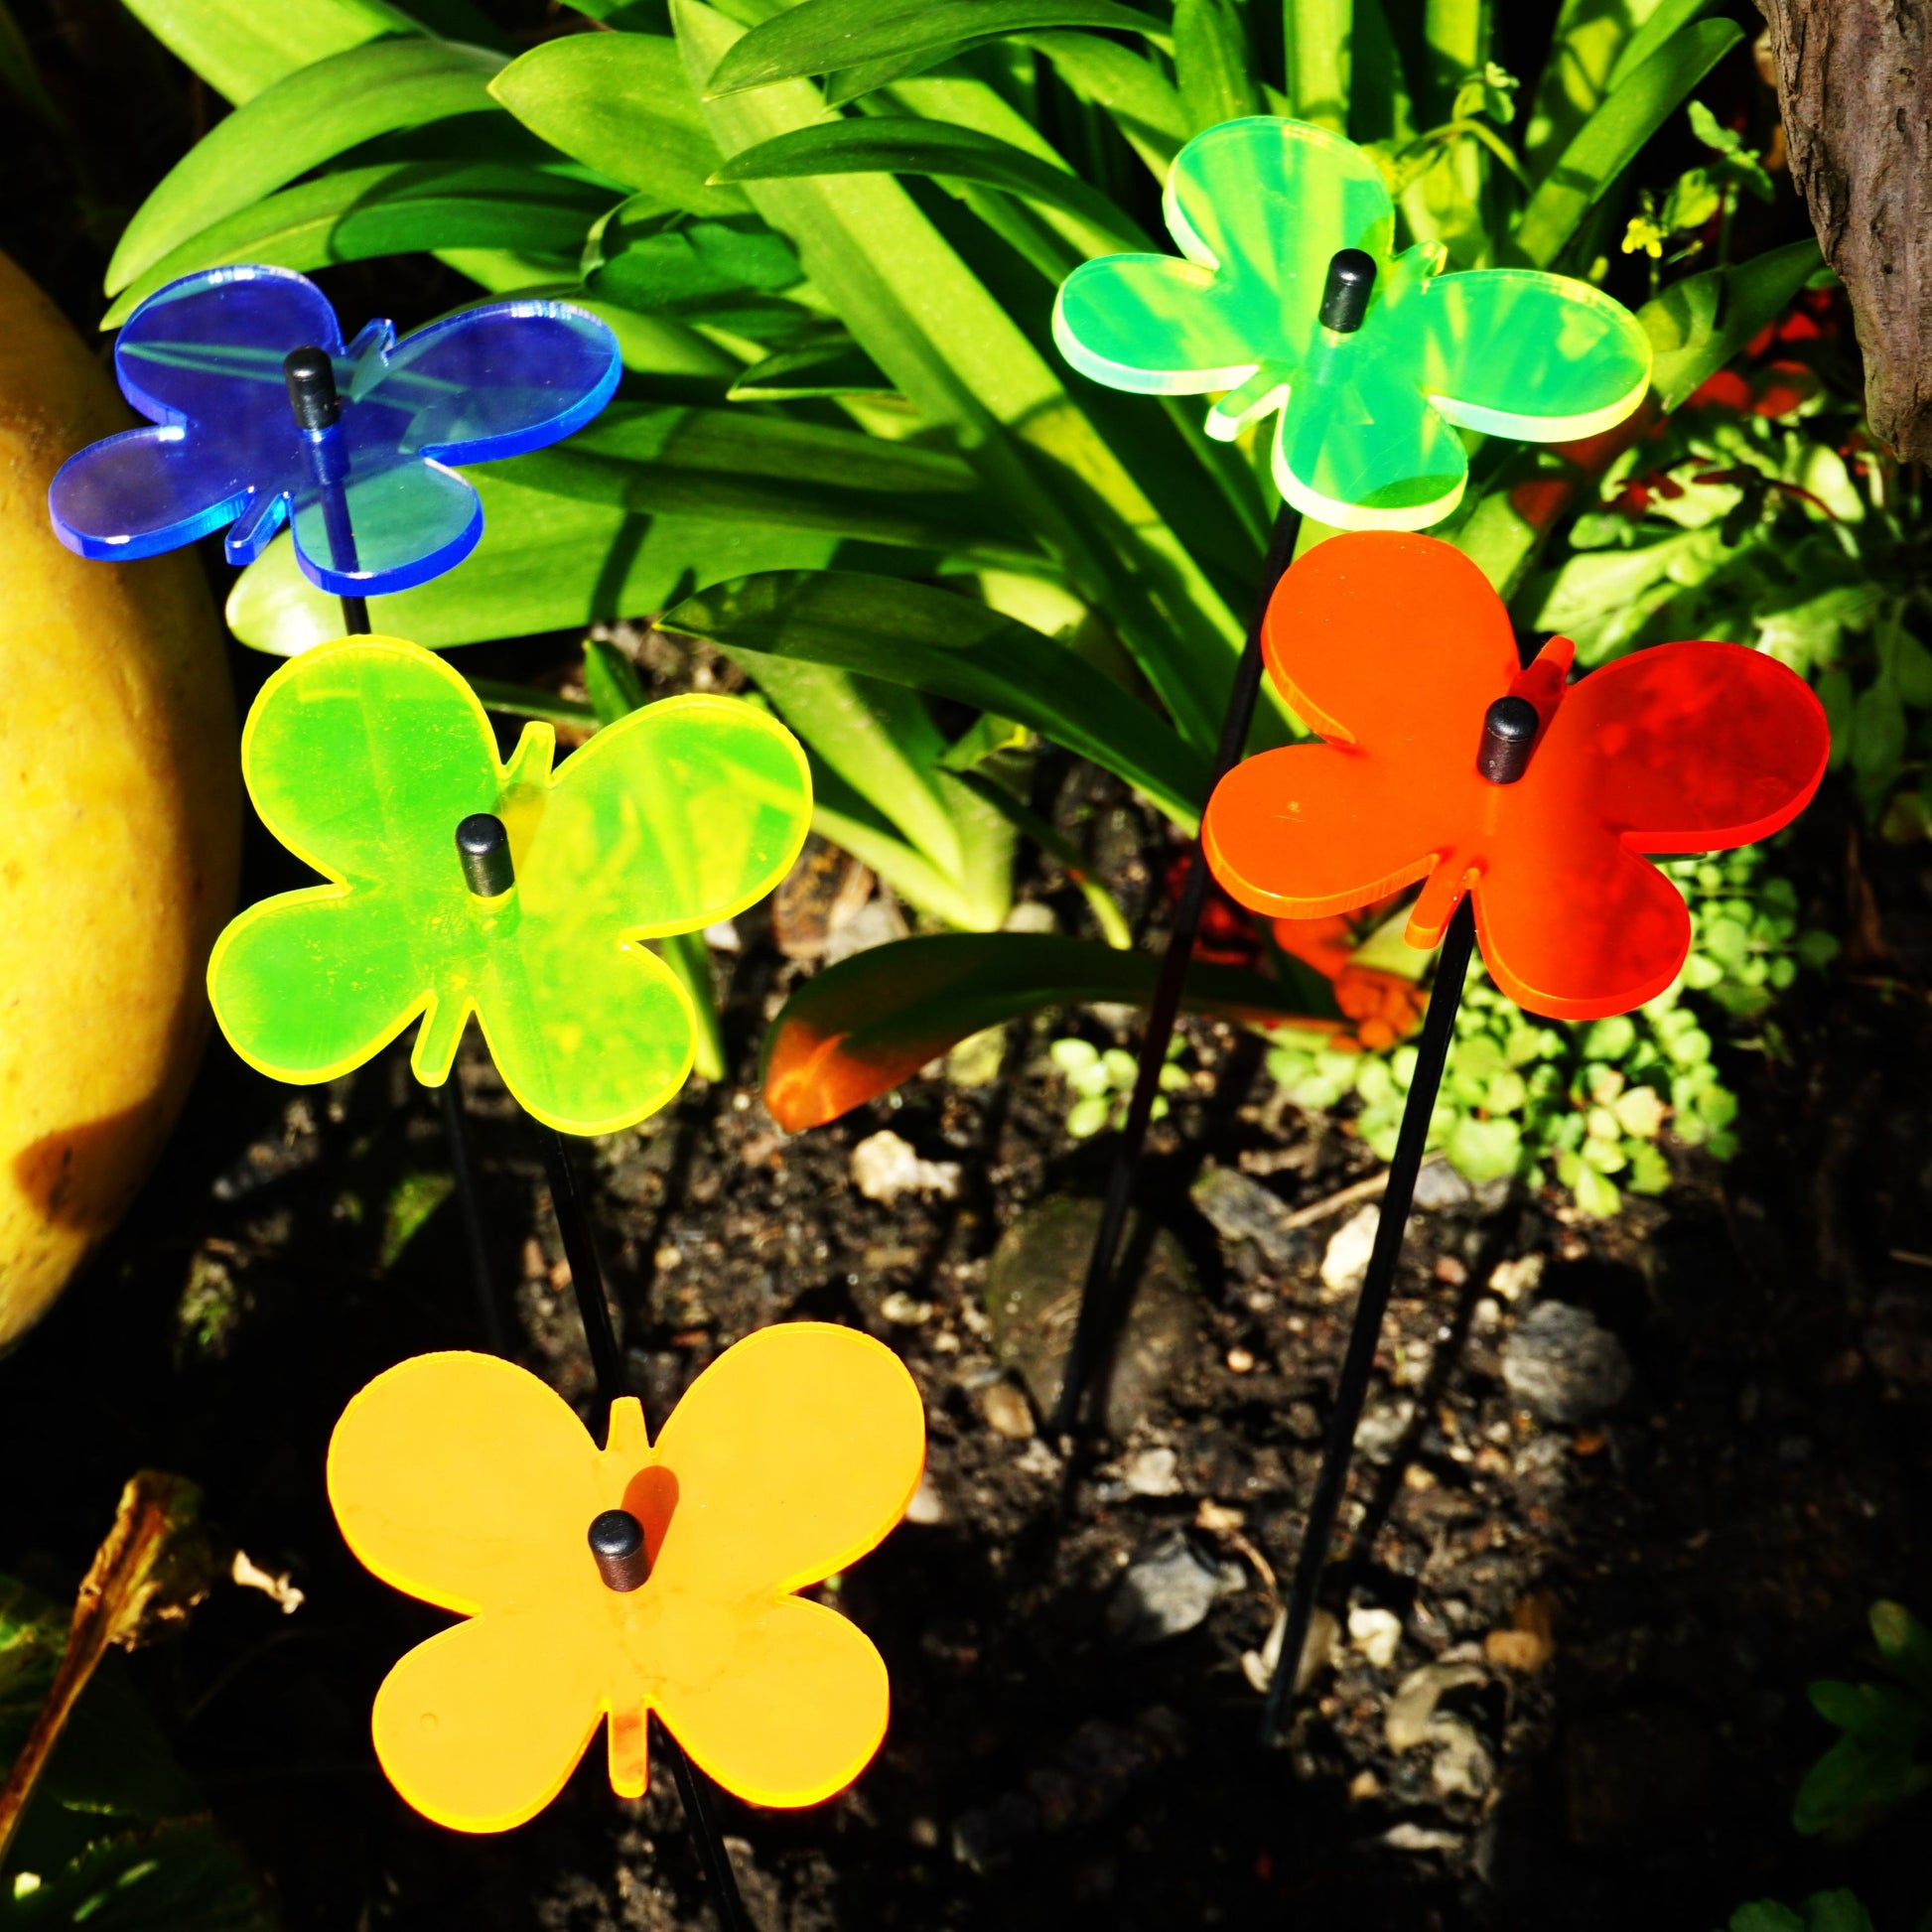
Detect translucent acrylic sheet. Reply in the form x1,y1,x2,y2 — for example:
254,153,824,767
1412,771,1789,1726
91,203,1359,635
207,636,811,1134
1053,118,1653,531
49,264,621,595
1202,533,1830,1018
327,1326,925,1831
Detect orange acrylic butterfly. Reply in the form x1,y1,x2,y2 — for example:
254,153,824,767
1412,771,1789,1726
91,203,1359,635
327,1322,925,1833
1203,532,1829,1020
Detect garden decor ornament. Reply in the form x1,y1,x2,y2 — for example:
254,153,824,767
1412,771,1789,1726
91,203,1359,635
47,262,621,601
327,1324,925,1832
1053,116,1653,532
207,635,812,1137
1044,115,1654,1438
1207,530,1826,1743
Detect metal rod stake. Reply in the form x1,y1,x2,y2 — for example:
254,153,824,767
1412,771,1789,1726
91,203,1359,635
1258,896,1478,1744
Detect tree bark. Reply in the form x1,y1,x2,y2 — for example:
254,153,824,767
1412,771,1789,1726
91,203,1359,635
1755,0,1932,460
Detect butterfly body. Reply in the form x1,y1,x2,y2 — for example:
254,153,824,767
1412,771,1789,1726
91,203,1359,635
207,636,812,1134
1053,118,1652,530
49,264,621,596
1204,534,1829,1019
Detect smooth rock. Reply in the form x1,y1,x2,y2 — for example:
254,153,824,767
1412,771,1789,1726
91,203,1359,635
1385,1660,1488,1753
984,1197,1199,1434
1190,1165,1304,1271
1429,1715,1494,1799
903,1472,946,1525
1348,1605,1404,1669
1242,1606,1339,1695
1353,1398,1416,1461
850,1130,962,1206
1122,1446,1183,1497
980,1381,1035,1440
1413,1161,1472,1209
1106,1534,1242,1647
1320,1204,1381,1295
1501,1301,1633,1424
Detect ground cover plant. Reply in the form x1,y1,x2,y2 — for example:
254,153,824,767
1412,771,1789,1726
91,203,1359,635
4,0,1932,1927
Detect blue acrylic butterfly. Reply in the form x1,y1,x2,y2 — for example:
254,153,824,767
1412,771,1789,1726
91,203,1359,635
49,264,621,598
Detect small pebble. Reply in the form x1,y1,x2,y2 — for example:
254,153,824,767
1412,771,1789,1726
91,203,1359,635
1320,1204,1380,1295
1123,1446,1182,1497
1348,1605,1404,1669
850,1130,962,1205
902,1473,946,1525
980,1381,1035,1440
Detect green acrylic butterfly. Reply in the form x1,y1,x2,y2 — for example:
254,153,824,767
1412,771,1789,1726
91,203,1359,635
1053,117,1653,531
208,636,811,1135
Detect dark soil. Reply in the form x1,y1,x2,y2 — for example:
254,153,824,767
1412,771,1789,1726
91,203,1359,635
5,625,1932,1932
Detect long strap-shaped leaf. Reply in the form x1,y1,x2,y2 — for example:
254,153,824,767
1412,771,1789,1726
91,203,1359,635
760,931,1337,1132
103,161,617,325
660,569,1211,826
713,119,1153,254
108,39,509,294
704,0,1172,98
1510,16,1742,268
675,0,1246,751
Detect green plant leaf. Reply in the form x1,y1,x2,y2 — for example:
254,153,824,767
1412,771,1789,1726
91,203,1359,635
729,338,897,398
0,0,62,128
1644,237,1824,410
703,0,1169,98
1173,0,1260,134
711,118,1151,251
1872,1600,1932,1704
728,654,975,886
1728,1908,1807,1932
948,766,1133,947
108,40,510,295
117,0,421,104
1803,1894,1879,1932
102,161,616,326
660,570,1210,824
490,32,747,214
1022,31,1187,173
226,466,850,655
585,203,802,321
760,930,1335,1129
1282,0,1349,132
505,400,1040,566
1524,0,1721,180
1510,18,1742,268
676,0,1244,753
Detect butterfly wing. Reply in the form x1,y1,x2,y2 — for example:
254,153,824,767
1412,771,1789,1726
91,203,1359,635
1054,117,1392,405
207,637,504,1084
48,265,337,560
288,300,617,595
329,1351,612,1833
1385,266,1653,442
357,301,621,463
1205,532,1518,918
481,694,811,1134
1271,338,1472,529
621,1323,925,1807
1474,638,1829,1017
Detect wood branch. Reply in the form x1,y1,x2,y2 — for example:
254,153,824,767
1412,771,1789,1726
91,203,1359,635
1755,0,1932,459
